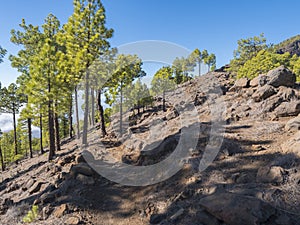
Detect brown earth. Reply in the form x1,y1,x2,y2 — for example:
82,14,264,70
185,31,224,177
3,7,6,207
0,66,300,225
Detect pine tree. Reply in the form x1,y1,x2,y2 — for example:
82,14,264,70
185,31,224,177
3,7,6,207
10,18,47,157
125,79,151,115
19,106,35,158
26,14,63,160
0,83,26,156
172,57,193,83
89,48,117,137
151,66,175,112
228,33,268,75
63,0,113,145
109,54,145,135
237,50,291,79
189,48,203,76
204,53,216,72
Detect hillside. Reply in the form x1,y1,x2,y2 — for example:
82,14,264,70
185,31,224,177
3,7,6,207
0,66,300,225
276,34,300,56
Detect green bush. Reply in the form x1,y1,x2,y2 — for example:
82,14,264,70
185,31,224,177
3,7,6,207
13,154,23,162
237,50,291,79
290,54,300,82
22,205,38,223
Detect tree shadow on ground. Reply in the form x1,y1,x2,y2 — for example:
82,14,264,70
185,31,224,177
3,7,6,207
3,119,300,224
157,132,300,224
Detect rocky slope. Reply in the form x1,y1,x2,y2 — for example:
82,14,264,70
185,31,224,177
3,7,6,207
0,66,300,225
276,35,300,56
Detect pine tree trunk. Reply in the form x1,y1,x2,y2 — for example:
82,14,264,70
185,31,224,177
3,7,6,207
12,106,18,156
69,94,73,139
40,113,44,154
48,101,56,160
75,86,80,139
163,90,166,112
28,118,33,158
63,116,67,138
97,89,107,137
119,82,123,137
91,88,95,127
0,142,5,171
3,138,6,163
54,108,61,151
82,70,90,146
88,114,91,126
198,59,201,76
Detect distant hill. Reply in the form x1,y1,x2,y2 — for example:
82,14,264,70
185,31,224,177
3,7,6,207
275,34,300,56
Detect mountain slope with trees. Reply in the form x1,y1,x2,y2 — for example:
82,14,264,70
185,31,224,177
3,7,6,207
0,65,299,224
0,0,300,224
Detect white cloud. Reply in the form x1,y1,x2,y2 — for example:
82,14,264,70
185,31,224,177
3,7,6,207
0,113,14,132
0,113,40,137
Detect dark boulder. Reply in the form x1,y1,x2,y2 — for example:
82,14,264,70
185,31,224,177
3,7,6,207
267,66,296,88
274,100,300,117
252,85,276,102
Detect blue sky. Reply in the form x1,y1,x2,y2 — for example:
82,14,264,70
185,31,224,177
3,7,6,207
0,0,300,87
0,0,300,131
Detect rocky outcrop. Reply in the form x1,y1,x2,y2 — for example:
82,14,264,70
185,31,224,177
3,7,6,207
285,114,300,131
229,77,249,91
281,131,300,157
266,66,296,88
249,75,260,87
277,86,296,100
277,38,300,57
256,166,285,184
70,163,95,177
274,100,300,117
199,193,280,225
252,85,276,102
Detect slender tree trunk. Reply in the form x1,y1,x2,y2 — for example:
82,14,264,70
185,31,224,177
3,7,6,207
3,138,6,163
28,118,33,158
75,86,80,139
40,114,44,154
88,114,92,126
12,106,18,156
63,116,67,138
163,90,166,112
69,94,73,139
91,88,95,127
54,107,61,151
82,69,90,146
82,9,91,146
97,89,107,137
198,59,201,76
119,82,123,136
25,144,28,158
48,75,55,160
48,101,56,160
0,141,5,171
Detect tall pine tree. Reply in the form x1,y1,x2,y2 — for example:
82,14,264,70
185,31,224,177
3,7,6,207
63,0,113,145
